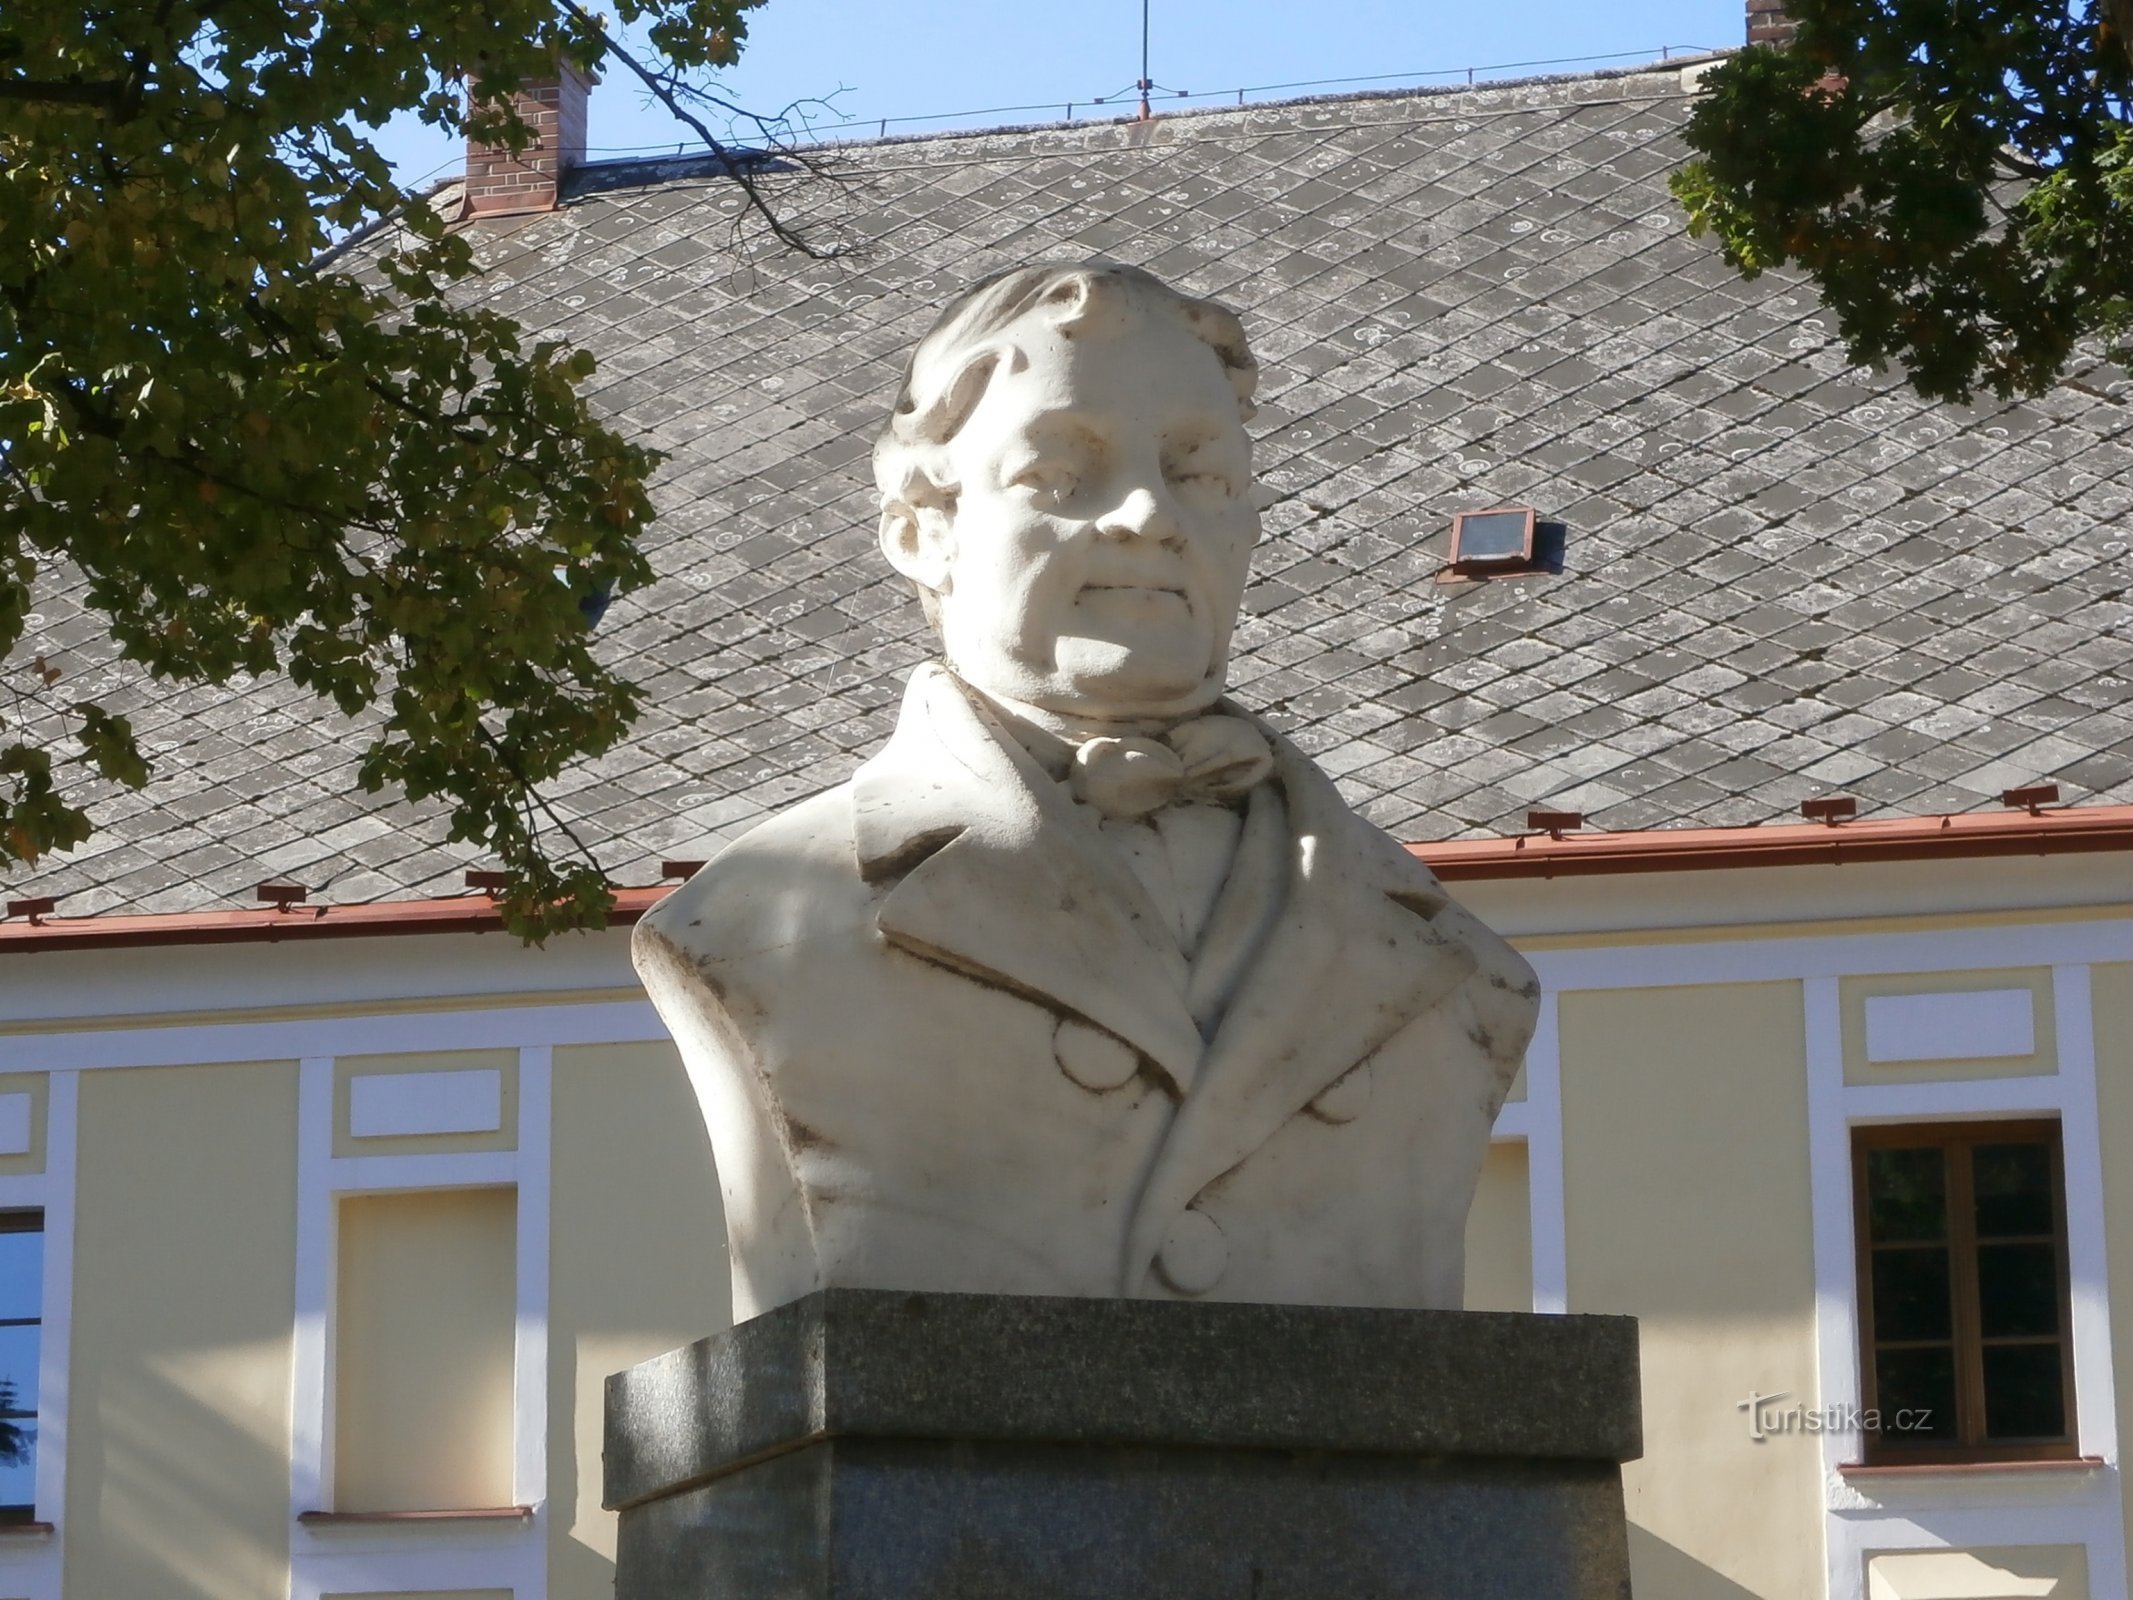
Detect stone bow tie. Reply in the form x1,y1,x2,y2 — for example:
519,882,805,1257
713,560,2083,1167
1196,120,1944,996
1069,715,1276,820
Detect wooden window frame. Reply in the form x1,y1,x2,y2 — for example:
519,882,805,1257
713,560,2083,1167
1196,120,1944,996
1448,506,1538,575
1852,1120,2078,1466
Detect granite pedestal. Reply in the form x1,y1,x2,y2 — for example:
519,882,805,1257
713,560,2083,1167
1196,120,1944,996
605,1289,1641,1600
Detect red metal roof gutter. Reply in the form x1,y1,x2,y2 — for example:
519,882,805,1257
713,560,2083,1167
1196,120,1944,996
4,805,2131,954
0,885,672,955
1419,803,2133,881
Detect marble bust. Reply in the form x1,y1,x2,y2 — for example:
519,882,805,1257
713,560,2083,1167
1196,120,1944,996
634,262,1540,1321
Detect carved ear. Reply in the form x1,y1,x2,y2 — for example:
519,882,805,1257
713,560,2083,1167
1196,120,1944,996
879,498,954,595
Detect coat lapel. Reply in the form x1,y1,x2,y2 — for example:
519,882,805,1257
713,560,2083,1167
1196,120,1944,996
1121,724,1477,1292
1182,781,1289,1034
853,665,1205,1097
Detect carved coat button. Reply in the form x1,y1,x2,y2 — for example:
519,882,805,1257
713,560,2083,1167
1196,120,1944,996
1054,1018,1140,1091
1155,1208,1227,1296
1306,1060,1373,1124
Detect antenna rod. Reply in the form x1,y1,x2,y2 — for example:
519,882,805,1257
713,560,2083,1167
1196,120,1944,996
1139,0,1152,120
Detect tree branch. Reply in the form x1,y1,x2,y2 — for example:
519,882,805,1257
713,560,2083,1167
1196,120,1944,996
477,723,607,871
552,0,845,262
0,78,125,106
2106,0,2133,72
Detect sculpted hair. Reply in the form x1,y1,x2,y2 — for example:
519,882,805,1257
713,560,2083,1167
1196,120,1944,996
872,262,1259,626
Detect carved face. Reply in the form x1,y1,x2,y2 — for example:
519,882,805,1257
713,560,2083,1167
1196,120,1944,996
883,303,1259,721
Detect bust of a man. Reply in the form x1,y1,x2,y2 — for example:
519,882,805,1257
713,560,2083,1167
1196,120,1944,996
635,262,1540,1321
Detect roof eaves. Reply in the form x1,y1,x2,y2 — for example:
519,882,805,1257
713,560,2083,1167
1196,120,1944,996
6,804,2129,953
1421,804,2133,881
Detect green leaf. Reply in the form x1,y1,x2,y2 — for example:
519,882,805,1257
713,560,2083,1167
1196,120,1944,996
0,0,793,939
1674,0,2133,402
73,704,151,789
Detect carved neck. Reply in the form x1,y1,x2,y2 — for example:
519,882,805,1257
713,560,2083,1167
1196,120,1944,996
954,675,1199,778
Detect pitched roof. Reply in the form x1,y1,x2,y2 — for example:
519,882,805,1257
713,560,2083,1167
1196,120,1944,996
15,60,2133,919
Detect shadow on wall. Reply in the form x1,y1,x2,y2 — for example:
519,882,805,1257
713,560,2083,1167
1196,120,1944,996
1630,1524,1766,1600
73,1322,295,1598
69,1058,302,1600
547,1039,732,1600
552,1332,624,1600
553,1506,616,1600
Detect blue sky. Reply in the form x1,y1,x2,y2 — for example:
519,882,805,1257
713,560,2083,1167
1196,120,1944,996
373,0,1749,188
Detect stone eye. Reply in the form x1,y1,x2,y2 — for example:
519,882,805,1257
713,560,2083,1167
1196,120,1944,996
1010,462,1078,500
1169,466,1234,498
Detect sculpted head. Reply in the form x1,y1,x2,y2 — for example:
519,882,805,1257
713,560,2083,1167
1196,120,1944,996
873,262,1260,723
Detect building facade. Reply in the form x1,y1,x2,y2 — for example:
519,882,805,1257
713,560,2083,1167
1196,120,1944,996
10,836,2133,1599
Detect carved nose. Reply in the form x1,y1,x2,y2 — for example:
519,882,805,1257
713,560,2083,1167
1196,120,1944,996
1097,486,1181,546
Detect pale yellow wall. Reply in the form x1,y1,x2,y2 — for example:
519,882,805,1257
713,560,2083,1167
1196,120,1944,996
548,1041,728,1600
1840,967,2056,1084
2,987,644,1038
64,1061,298,1600
335,1186,517,1512
1464,1141,1532,1313
2089,962,2133,1557
1560,982,1822,1600
1467,861,2133,944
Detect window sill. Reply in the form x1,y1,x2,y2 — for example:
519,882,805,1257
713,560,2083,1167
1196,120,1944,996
1840,1457,2105,1479
298,1506,533,1526
0,1521,53,1538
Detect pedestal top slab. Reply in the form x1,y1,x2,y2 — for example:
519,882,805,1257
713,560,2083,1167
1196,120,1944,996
604,1289,1640,1511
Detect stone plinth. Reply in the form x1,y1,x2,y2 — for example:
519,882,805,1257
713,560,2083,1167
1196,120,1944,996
605,1289,1641,1600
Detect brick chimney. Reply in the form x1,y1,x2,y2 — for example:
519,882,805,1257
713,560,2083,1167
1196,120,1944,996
1747,1,1799,47
463,61,592,219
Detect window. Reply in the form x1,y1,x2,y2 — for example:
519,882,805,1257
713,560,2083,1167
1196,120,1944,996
1448,506,1537,574
0,1212,41,1521
1438,506,1565,582
333,1186,518,1511
1853,1122,2076,1463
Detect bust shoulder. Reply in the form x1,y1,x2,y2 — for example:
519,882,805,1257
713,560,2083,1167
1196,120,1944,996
633,782,866,973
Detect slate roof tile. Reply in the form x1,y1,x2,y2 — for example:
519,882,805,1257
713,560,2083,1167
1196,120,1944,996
13,61,2132,914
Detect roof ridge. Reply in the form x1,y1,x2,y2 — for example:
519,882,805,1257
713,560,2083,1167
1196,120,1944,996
562,52,1730,199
